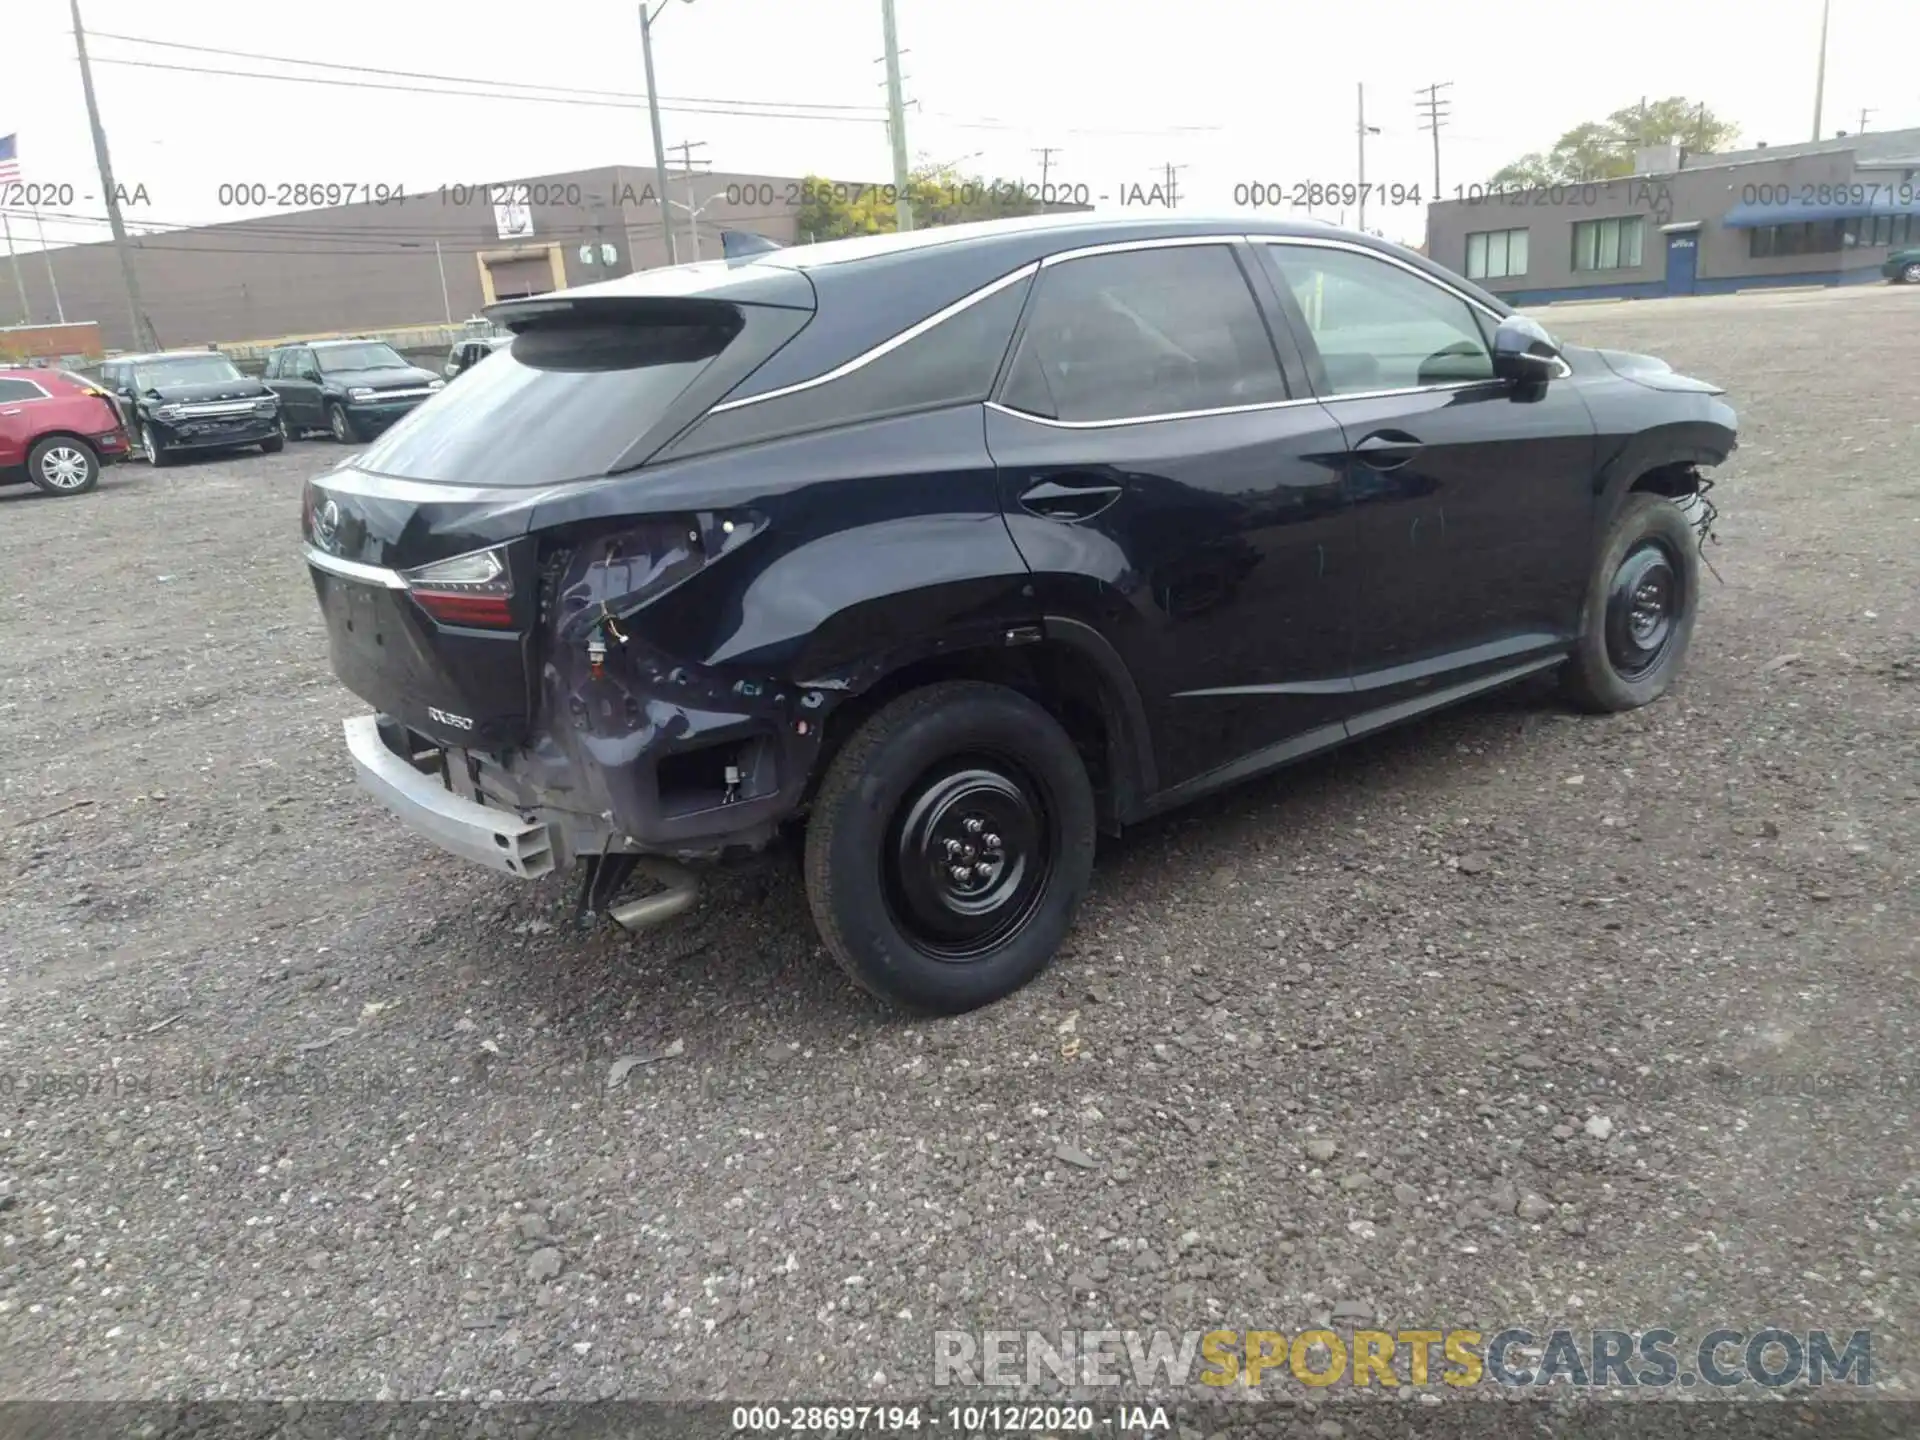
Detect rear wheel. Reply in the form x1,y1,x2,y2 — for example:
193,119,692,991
1904,261,1920,284
141,423,171,468
27,437,99,495
803,680,1096,1014
327,402,359,443
1561,492,1700,712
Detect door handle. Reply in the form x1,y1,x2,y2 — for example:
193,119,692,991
1351,431,1423,471
1018,475,1124,521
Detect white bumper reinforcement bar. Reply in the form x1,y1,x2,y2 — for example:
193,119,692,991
343,714,554,880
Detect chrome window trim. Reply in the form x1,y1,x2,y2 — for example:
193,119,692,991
710,260,1041,413
1035,234,1241,267
986,377,1496,431
303,546,408,589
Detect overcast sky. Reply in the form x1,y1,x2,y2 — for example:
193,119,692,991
3,0,1915,254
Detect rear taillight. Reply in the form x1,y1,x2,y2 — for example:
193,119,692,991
402,545,515,629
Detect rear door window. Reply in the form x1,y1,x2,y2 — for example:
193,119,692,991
998,245,1288,422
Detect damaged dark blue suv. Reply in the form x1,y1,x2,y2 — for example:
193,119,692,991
301,213,1736,1013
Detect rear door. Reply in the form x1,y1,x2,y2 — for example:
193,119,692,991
279,348,323,426
0,376,46,468
1253,238,1597,708
986,238,1359,793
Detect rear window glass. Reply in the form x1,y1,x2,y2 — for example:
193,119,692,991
353,317,741,486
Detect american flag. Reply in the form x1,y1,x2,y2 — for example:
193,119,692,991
0,134,19,185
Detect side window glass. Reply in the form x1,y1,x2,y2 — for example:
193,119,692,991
1261,245,1494,395
999,245,1286,422
667,273,1033,458
266,351,283,379
0,378,43,402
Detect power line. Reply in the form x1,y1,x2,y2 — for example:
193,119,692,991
84,30,887,115
82,55,891,125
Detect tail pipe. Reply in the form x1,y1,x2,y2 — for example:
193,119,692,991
608,857,701,932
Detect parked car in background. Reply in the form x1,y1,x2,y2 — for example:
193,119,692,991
263,339,444,443
0,366,131,495
99,350,282,466
444,334,512,380
1883,245,1920,283
302,213,1737,1014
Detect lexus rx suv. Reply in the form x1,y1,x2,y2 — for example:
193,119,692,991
301,214,1737,1014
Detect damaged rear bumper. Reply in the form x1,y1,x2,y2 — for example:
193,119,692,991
344,714,556,879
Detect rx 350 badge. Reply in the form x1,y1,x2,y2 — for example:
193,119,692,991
427,707,474,731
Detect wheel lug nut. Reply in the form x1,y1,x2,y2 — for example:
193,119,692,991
943,839,961,856
973,863,992,879
964,818,983,834
949,865,971,883
983,833,1001,850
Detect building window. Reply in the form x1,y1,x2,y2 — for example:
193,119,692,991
1748,220,1848,259
1571,216,1645,272
1464,228,1528,280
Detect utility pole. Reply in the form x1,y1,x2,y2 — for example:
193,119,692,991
1157,162,1186,209
1033,146,1059,206
71,0,153,349
1356,83,1381,233
1415,81,1453,201
1858,107,1875,134
31,206,65,323
880,0,913,230
434,239,451,323
638,1,679,265
673,139,710,260
1811,0,1831,141
2,213,29,323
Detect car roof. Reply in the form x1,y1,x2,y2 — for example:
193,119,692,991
114,350,237,363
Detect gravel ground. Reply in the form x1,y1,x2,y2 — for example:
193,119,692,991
0,283,1915,1413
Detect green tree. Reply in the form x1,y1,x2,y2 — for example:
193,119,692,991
1490,98,1739,187
793,161,1048,242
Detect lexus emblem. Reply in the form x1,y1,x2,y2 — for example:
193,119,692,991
315,498,341,550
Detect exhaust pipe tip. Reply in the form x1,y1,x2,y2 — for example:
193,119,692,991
607,857,701,933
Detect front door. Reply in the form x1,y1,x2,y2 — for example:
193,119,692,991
986,239,1359,791
1253,239,1597,710
1665,231,1700,295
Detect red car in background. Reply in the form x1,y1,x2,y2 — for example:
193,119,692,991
0,366,132,496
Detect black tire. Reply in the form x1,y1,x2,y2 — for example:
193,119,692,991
803,680,1096,1014
1561,492,1701,712
141,423,171,468
26,436,100,495
327,402,359,444
261,434,285,453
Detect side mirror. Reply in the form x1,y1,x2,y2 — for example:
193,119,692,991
1491,314,1563,383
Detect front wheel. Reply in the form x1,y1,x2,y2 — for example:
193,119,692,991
1561,492,1701,712
327,402,359,444
1903,261,1920,284
141,423,171,468
27,437,99,495
803,680,1097,1014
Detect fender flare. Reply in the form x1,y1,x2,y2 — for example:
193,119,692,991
1041,614,1159,819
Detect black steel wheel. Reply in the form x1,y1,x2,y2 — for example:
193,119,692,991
1604,540,1681,681
804,680,1096,1014
1562,492,1701,712
883,757,1055,962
